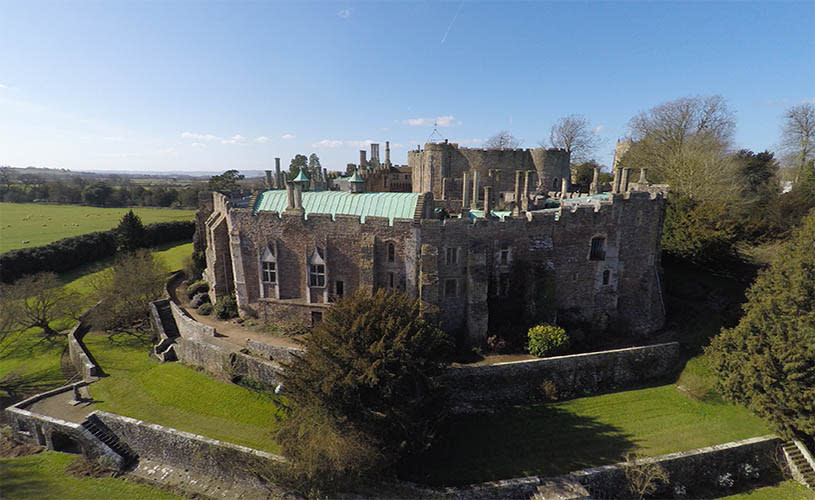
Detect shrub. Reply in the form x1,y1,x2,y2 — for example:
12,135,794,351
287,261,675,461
197,303,213,315
527,324,570,357
213,294,238,320
186,280,209,299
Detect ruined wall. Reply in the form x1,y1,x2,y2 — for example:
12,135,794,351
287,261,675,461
409,143,570,202
173,336,285,388
444,342,681,407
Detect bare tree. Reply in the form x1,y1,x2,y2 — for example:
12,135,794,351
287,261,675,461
484,130,521,149
619,95,739,201
0,273,84,338
622,452,670,500
780,103,815,182
544,114,601,162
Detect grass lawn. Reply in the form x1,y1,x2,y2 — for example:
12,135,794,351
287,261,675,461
408,381,771,486
1,242,192,399
0,451,182,500
717,480,815,499
0,202,195,253
84,332,284,453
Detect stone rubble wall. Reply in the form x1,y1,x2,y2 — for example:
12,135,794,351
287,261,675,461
66,301,104,381
169,300,216,339
444,342,681,408
93,410,285,488
245,338,304,364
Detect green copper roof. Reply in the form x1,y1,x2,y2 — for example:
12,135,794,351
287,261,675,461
253,190,421,224
348,170,364,183
292,170,310,183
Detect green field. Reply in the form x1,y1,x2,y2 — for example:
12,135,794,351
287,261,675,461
408,380,771,485
84,332,284,453
0,451,183,500
717,480,815,499
0,203,195,253
0,242,193,398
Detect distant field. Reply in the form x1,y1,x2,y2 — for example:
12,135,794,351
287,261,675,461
0,203,195,253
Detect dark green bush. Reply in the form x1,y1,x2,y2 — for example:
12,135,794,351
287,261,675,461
197,303,213,315
527,324,570,357
213,295,238,319
186,280,209,299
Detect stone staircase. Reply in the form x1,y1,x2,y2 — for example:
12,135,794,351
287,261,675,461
81,415,138,467
152,299,178,361
782,440,815,489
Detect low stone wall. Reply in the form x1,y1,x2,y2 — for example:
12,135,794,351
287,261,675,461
245,339,304,364
5,385,125,469
174,336,285,388
169,300,215,339
444,342,681,408
93,410,285,488
445,435,782,499
66,302,104,381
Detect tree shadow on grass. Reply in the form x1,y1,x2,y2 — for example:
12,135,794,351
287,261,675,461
0,457,52,498
400,404,637,487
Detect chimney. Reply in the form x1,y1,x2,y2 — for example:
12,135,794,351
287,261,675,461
523,170,532,212
286,180,295,210
514,170,523,213
359,150,367,170
612,168,621,194
265,170,273,190
561,178,568,199
385,141,391,167
462,171,471,209
639,168,648,184
621,168,631,193
590,166,600,195
293,181,303,210
371,143,380,163
483,186,493,215
471,171,480,209
275,158,282,188
441,177,449,201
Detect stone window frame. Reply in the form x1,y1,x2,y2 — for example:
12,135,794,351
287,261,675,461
589,235,607,261
387,242,396,263
444,278,458,298
602,269,611,285
258,242,279,299
308,248,327,288
499,242,512,265
445,246,459,265
335,280,344,298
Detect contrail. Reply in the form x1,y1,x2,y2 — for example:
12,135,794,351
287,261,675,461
440,1,464,44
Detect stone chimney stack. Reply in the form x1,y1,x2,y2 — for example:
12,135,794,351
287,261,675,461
561,178,568,199
590,166,600,195
265,170,273,190
621,168,631,193
293,182,303,210
514,170,523,214
523,170,533,212
385,141,391,167
370,143,380,163
359,150,367,170
471,171,480,209
612,168,621,194
441,177,449,201
275,158,282,188
483,186,493,215
462,172,471,209
285,180,295,210
639,168,648,184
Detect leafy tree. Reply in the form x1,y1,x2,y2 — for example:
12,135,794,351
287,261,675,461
0,273,83,338
732,150,782,240
661,196,737,265
288,154,308,179
545,114,601,162
89,250,168,331
571,160,603,190
707,211,815,439
207,169,244,196
278,289,453,489
780,103,815,182
82,182,113,206
307,153,322,176
620,95,738,202
484,130,521,149
115,210,146,252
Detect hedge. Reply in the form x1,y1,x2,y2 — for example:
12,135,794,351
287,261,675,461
0,220,195,283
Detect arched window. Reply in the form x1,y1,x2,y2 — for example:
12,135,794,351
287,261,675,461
553,177,559,190
387,242,395,262
309,248,326,287
590,237,606,261
260,245,277,298
602,269,610,285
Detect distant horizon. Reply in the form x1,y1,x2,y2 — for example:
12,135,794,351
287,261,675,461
2,1,813,173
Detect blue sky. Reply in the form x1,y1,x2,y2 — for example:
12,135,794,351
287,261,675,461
1,1,813,173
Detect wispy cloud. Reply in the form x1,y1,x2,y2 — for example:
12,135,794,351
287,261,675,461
403,115,461,127
191,142,206,148
102,135,124,142
221,134,245,145
764,98,790,106
337,8,351,19
441,1,464,44
312,139,345,148
157,147,176,154
255,136,272,143
181,131,221,141
281,133,296,140
0,83,8,90
593,125,605,134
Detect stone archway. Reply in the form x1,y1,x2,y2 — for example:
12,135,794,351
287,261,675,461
50,431,81,454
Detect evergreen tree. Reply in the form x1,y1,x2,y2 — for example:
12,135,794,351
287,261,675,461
707,211,815,439
115,210,146,252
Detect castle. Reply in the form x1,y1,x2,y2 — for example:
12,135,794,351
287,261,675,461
199,142,667,343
